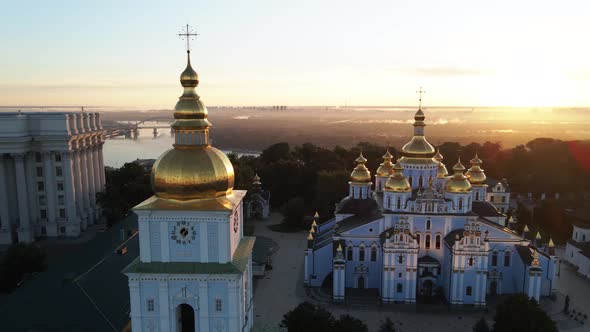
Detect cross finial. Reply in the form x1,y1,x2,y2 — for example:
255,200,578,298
177,24,199,52
416,86,426,109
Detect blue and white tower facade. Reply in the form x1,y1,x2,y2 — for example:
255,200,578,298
123,50,254,332
304,106,556,306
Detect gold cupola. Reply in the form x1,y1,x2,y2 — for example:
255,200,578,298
401,108,436,157
150,50,234,200
434,148,449,178
385,159,412,192
350,153,372,183
465,152,487,185
445,157,472,193
376,150,395,177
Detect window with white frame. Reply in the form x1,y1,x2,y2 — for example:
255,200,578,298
215,298,223,312
147,298,155,311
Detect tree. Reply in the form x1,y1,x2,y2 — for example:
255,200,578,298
378,317,396,332
473,317,490,332
96,162,151,225
492,294,557,332
0,243,47,293
261,142,291,164
282,197,305,227
281,302,335,332
334,314,368,332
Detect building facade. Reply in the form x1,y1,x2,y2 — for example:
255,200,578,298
304,108,557,306
244,174,270,220
123,50,254,332
0,112,105,244
564,208,590,279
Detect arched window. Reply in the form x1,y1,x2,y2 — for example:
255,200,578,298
504,251,511,266
475,192,479,201
397,283,403,293
418,176,423,188
396,197,401,209
426,219,431,230
466,286,472,296
469,257,474,266
459,199,463,210
425,234,431,249
371,247,377,261
398,255,404,264
492,252,498,266
347,246,353,261
416,233,421,246
359,246,365,261
408,176,413,186
435,234,441,249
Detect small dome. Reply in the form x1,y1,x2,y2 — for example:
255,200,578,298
401,136,436,156
433,148,444,161
152,147,234,200
452,158,466,172
376,150,394,177
385,160,411,192
350,153,371,183
466,153,487,185
445,174,472,193
437,162,449,178
180,51,199,87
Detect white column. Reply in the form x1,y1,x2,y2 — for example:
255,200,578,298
25,152,39,227
72,149,87,230
0,156,12,243
14,154,32,243
129,280,142,332
227,282,238,332
97,142,105,189
159,280,170,331
42,151,58,235
199,282,210,332
85,144,97,222
79,146,91,220
62,151,80,236
92,145,102,192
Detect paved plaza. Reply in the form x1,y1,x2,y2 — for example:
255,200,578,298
0,216,139,331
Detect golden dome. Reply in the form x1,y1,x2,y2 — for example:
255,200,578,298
385,159,411,192
437,162,449,178
445,158,472,193
401,109,435,157
376,150,394,177
465,152,487,185
150,50,234,201
350,152,371,183
434,148,444,161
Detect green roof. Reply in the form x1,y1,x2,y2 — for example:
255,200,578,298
122,236,255,275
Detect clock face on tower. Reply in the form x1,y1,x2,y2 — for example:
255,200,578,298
171,220,196,244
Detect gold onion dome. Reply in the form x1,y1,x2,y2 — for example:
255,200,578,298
385,159,412,192
434,148,449,178
401,108,436,157
465,152,487,185
253,173,261,185
376,150,395,177
445,157,472,193
151,50,234,200
350,153,372,183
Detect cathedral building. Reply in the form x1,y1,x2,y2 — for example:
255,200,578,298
304,107,556,306
123,49,254,332
0,111,105,244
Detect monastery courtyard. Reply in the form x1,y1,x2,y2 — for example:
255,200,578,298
252,213,590,332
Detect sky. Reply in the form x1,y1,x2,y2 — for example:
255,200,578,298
0,0,589,108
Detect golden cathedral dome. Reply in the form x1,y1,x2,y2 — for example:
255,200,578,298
465,153,487,185
385,159,412,192
376,150,394,177
401,108,436,159
437,162,449,178
445,158,472,193
350,153,372,183
150,50,234,200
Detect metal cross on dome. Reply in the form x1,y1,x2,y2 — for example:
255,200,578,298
178,24,199,51
416,86,426,108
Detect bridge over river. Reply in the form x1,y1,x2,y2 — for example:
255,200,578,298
103,117,173,139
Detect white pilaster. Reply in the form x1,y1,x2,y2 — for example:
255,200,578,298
25,152,39,230
14,153,32,243
72,149,87,230
42,151,58,236
129,279,142,332
160,221,170,262
227,282,238,332
159,279,170,331
85,143,97,223
61,151,80,236
0,156,11,243
79,146,91,221
92,145,102,193
199,282,210,332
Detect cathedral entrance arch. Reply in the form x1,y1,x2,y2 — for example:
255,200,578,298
176,303,195,332
489,281,497,296
358,276,365,289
